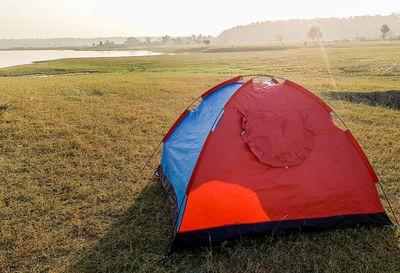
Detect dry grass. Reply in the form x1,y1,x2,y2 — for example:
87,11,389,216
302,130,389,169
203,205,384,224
0,42,399,272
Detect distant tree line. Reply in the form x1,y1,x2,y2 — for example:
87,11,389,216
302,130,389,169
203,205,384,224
1,14,398,50
90,34,213,48
93,40,115,47
157,34,212,46
89,20,396,49
217,13,400,45
303,24,391,42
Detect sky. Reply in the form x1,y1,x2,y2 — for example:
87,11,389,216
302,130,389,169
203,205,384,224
0,0,399,39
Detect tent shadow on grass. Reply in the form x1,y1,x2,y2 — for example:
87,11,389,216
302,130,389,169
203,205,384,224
70,181,400,273
71,181,173,272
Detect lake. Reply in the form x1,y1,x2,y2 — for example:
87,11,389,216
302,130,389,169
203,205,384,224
0,50,162,68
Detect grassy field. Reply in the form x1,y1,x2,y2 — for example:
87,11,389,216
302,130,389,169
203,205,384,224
0,42,399,272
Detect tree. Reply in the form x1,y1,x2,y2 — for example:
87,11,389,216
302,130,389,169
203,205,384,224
174,37,183,45
276,33,284,44
194,34,203,44
104,40,115,47
125,37,140,46
161,35,171,44
145,37,151,45
307,26,323,40
203,39,210,46
381,24,390,40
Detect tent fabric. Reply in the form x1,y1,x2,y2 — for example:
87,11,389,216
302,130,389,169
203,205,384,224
238,109,315,167
171,213,391,251
160,81,243,222
157,76,392,251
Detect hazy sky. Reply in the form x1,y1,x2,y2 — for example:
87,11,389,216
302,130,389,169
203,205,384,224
1,0,399,38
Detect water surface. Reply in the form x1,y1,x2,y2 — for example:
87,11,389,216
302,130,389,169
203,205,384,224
0,50,162,68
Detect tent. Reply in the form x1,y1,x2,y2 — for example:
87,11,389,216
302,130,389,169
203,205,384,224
155,75,392,251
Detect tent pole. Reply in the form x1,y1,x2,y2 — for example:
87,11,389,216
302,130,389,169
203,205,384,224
140,140,162,172
331,110,349,129
378,182,399,227
141,96,202,173
242,74,287,81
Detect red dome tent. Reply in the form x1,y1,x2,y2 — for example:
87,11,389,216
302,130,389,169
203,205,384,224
155,75,392,251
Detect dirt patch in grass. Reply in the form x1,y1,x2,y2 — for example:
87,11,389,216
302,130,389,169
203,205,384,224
326,90,400,110
0,103,11,115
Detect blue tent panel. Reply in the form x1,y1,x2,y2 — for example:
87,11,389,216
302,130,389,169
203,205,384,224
161,82,243,207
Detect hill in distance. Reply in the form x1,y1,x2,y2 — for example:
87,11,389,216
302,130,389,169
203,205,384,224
0,13,399,49
217,13,400,44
